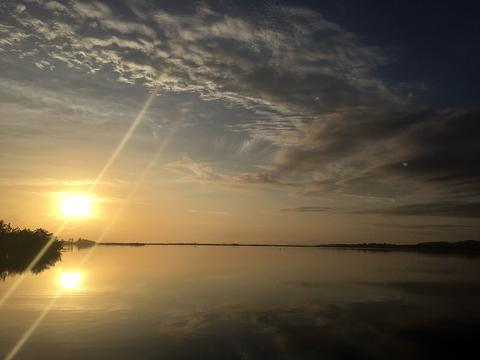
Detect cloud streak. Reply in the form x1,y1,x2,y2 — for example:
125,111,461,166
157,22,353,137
360,201,480,218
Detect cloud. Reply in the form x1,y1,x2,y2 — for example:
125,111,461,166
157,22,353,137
43,1,70,13
72,0,112,19
100,19,156,39
267,108,480,201
15,4,26,13
1,1,407,165
1,1,398,124
164,108,480,212
371,223,476,230
231,173,297,187
360,201,480,218
0,74,150,140
370,281,480,298
237,136,259,155
165,156,300,190
0,23,29,47
165,157,219,181
280,206,334,213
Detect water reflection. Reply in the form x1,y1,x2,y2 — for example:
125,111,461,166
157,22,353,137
0,222,63,281
149,299,479,360
0,247,479,359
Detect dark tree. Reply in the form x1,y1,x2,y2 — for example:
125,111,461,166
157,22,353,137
0,220,63,280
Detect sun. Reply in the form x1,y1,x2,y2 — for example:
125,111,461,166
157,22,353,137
59,272,82,289
61,194,92,218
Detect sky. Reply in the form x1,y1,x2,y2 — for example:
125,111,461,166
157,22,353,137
0,0,479,244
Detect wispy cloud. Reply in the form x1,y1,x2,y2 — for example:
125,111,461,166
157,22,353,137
1,1,398,124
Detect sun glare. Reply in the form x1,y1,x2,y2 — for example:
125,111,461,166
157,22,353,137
61,194,92,218
59,272,82,289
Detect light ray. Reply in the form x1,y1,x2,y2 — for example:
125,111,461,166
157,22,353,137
3,123,178,360
4,292,60,360
80,123,179,265
0,88,158,311
88,88,158,194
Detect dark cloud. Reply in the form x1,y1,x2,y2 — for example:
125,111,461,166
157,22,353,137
371,281,480,298
281,204,480,219
361,201,480,218
371,223,476,230
271,108,480,201
274,109,435,170
377,108,480,186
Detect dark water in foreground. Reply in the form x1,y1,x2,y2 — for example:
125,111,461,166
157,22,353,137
0,246,479,359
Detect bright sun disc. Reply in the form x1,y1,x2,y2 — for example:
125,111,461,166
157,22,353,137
59,272,81,289
61,194,92,218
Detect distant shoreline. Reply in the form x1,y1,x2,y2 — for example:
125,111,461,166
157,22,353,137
94,240,480,255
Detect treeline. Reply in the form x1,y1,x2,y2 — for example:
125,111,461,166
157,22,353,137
0,220,63,280
316,240,480,254
63,237,96,249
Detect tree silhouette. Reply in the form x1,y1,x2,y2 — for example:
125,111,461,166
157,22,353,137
0,220,63,280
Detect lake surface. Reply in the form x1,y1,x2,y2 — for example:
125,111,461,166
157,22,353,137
1,246,479,359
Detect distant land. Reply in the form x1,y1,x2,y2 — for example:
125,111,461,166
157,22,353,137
81,240,480,255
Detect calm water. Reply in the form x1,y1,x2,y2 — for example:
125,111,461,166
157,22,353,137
1,246,479,359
